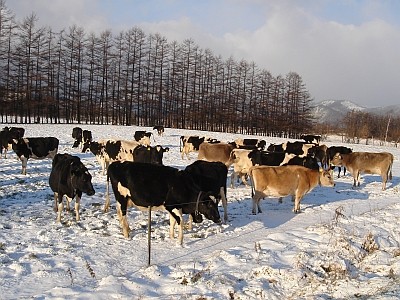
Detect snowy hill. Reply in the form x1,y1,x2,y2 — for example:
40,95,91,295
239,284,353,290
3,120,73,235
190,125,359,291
313,100,400,124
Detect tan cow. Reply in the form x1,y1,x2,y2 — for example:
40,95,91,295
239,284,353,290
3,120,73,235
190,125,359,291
229,148,253,187
197,142,235,166
330,151,393,190
249,165,335,214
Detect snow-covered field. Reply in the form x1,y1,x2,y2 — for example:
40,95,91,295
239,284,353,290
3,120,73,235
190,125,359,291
0,123,399,299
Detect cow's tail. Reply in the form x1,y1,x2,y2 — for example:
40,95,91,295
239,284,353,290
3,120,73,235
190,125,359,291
388,158,393,181
105,172,111,212
249,167,255,198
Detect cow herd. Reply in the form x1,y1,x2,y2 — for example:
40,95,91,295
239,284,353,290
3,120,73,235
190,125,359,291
0,126,395,245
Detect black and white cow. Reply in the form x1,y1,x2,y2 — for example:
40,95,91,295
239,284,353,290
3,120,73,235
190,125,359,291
233,138,266,150
83,139,140,175
282,155,320,170
105,161,221,244
82,130,92,144
49,153,95,222
300,134,321,144
326,146,353,177
0,129,10,158
153,125,165,136
267,141,316,157
133,144,169,164
134,131,153,146
185,160,228,222
0,127,25,158
180,135,220,159
72,127,83,148
12,137,59,175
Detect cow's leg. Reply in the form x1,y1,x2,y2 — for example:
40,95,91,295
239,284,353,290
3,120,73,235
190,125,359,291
252,192,262,214
169,213,177,239
381,172,387,191
57,195,64,222
176,209,184,245
169,208,183,244
230,172,236,188
118,201,130,238
220,187,228,222
65,196,71,212
188,214,193,230
21,156,28,175
241,173,250,187
74,196,81,221
53,192,58,212
355,171,361,187
293,194,302,213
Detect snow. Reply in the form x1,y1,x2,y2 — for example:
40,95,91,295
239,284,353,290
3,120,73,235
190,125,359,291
1,124,399,299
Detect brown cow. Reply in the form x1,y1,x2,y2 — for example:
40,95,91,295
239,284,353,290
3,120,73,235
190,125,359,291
197,142,235,166
330,152,393,190
249,165,335,214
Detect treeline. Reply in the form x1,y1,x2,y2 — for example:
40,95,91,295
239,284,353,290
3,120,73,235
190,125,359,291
0,1,314,137
343,110,400,145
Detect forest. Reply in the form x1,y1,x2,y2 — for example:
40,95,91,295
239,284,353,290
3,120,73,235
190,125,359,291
0,0,398,143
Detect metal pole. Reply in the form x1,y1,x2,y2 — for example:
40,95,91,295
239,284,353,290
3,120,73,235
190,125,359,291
147,206,152,267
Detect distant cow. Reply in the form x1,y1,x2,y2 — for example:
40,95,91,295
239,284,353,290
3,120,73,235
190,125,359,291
197,142,235,166
330,152,393,190
82,130,92,144
185,160,229,222
326,146,352,177
0,127,25,158
134,131,153,146
133,144,169,165
105,161,221,244
72,127,83,148
12,137,59,175
308,144,328,169
250,165,335,214
233,138,266,150
49,153,95,222
180,136,220,159
300,134,321,144
153,125,165,136
0,130,10,158
283,155,320,170
267,141,316,157
83,139,140,175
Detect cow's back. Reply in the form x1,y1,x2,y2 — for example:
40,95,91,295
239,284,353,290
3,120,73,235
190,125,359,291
346,152,393,175
198,142,235,165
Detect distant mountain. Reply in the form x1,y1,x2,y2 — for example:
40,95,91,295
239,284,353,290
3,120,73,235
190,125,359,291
312,100,400,124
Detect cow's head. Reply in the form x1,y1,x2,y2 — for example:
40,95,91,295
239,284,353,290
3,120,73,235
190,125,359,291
71,161,95,196
195,191,221,224
319,168,335,187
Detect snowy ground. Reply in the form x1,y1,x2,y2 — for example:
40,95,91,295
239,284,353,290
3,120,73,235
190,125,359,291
0,123,399,299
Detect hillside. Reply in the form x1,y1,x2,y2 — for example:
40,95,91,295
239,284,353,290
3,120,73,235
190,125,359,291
313,100,400,124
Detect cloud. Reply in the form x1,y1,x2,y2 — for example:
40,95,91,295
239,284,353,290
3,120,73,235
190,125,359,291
216,4,400,106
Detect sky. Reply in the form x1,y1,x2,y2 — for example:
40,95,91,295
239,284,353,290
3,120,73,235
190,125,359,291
6,0,400,108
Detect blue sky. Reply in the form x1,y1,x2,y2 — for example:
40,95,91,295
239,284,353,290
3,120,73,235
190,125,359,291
7,0,400,108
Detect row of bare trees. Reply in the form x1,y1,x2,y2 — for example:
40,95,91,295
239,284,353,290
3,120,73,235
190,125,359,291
342,110,400,145
0,1,314,137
